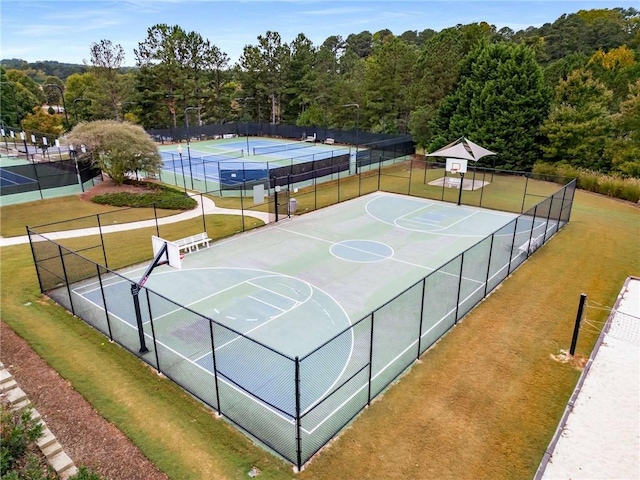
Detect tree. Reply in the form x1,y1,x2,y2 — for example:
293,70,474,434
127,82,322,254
586,45,640,108
67,120,162,184
238,31,291,124
429,41,551,170
605,79,640,176
363,35,418,133
409,27,468,145
345,31,373,58
0,69,41,127
64,72,98,124
88,39,129,121
21,106,64,137
285,33,315,124
540,69,613,171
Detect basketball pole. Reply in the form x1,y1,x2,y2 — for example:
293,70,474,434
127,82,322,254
457,172,464,205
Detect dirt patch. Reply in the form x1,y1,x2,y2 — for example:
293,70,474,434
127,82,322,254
551,349,588,370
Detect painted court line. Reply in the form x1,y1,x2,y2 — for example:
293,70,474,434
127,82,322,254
304,281,490,433
246,294,286,312
73,288,298,426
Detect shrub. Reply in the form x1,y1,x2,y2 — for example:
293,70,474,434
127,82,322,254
91,182,197,210
1,403,43,475
533,163,640,203
69,466,105,480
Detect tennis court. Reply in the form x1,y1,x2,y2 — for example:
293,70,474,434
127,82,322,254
0,167,38,187
51,190,563,463
158,138,351,187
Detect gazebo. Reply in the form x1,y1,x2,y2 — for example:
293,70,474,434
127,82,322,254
425,137,497,204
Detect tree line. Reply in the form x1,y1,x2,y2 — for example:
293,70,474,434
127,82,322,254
1,7,638,176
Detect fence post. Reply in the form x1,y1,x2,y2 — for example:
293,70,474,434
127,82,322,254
26,228,45,294
570,294,587,355
507,220,519,275
558,184,569,228
96,265,113,341
31,162,44,200
520,174,530,213
544,195,555,240
407,158,413,196
153,203,159,238
58,245,75,316
144,289,161,371
417,278,426,357
479,169,487,208
484,234,496,297
524,205,538,259
96,214,108,269
240,188,245,232
209,320,222,414
368,312,375,405
454,253,465,324
295,356,303,472
200,193,206,232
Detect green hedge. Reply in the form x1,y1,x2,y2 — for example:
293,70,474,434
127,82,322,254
533,163,640,203
91,182,197,210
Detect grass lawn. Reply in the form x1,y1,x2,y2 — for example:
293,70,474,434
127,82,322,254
0,195,180,237
1,184,638,478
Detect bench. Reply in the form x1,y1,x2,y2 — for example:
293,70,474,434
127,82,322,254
517,234,544,255
305,135,316,143
174,232,211,253
324,137,335,145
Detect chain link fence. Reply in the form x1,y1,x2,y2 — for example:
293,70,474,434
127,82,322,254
27,160,576,470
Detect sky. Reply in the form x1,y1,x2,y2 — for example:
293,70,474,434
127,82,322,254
0,0,635,67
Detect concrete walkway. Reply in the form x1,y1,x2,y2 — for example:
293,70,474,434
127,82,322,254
0,196,270,247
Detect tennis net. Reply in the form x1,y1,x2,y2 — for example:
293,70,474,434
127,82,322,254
190,149,244,162
253,141,314,156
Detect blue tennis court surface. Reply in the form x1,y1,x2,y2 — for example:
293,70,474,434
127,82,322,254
158,137,351,185
0,167,37,187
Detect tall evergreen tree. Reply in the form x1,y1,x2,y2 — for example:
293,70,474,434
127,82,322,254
429,41,551,170
540,68,614,171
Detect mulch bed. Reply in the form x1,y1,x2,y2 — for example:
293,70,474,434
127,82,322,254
79,178,159,202
0,322,168,480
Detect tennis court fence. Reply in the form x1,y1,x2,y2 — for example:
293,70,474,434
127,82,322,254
159,136,414,194
27,162,576,470
1,158,102,201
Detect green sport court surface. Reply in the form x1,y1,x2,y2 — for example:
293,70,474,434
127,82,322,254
62,191,556,461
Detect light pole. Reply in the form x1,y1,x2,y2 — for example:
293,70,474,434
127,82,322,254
44,83,69,130
236,97,254,155
184,106,200,190
343,103,360,171
176,144,187,192
1,81,30,161
73,97,90,124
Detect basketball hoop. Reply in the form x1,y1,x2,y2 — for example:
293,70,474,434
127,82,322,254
450,167,459,175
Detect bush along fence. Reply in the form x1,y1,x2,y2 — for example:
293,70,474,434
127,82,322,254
26,161,576,470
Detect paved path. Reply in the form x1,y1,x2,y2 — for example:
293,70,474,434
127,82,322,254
0,196,270,247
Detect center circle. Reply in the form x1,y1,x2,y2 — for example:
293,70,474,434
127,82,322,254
330,239,394,263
